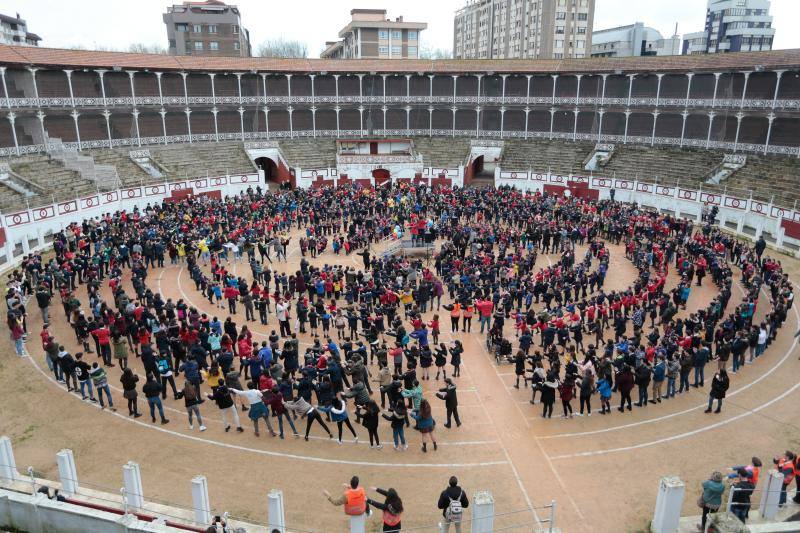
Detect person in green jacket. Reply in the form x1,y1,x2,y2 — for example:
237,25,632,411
698,471,725,532
401,379,423,411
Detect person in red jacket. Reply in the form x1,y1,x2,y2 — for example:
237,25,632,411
224,285,240,315
91,325,113,367
476,299,494,334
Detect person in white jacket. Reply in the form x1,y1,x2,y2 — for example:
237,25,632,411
230,383,275,437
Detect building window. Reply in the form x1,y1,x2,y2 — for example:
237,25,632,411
176,23,188,32
392,30,402,40
577,13,588,21
208,25,217,33
391,45,401,56
575,53,584,58
554,52,563,58
407,46,418,57
408,30,417,40
555,40,563,48
556,12,566,20
194,41,203,51
379,45,389,55
209,41,219,50
232,25,239,34
379,29,389,40
234,41,240,50
555,26,565,34
578,27,586,34
193,24,202,33
576,40,585,48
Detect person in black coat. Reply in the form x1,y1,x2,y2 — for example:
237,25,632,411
438,476,470,532
437,378,461,428
705,369,729,413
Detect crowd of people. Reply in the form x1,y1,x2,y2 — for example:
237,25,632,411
2,179,797,530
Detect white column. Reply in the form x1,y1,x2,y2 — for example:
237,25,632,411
268,489,286,533
428,106,433,137
102,110,112,146
572,107,579,141
652,476,684,533
471,491,495,533
335,106,340,137
358,105,364,136
451,106,456,138
706,112,715,149
27,67,39,100
211,106,219,141
575,74,582,103
428,74,434,101
733,111,744,152
405,74,411,100
37,110,46,146
651,110,659,146
122,461,144,510
358,74,364,104
381,74,386,103
311,106,317,137
131,108,140,147
772,70,785,109
95,70,107,108
551,74,558,105
405,105,411,134
0,67,10,109
627,74,635,107
236,72,243,104
0,436,19,482
185,107,193,143
597,109,605,142
524,107,530,139
764,112,776,154
549,107,556,140
655,73,664,107
261,73,268,103
684,72,694,109
155,72,164,106
181,72,189,105
209,72,216,104
191,476,212,526
623,109,631,144
500,107,506,138
679,111,688,147
287,106,294,138
600,73,608,105
501,74,508,104
262,106,270,138
159,108,167,144
452,75,458,103
56,449,78,496
64,70,75,108
382,105,387,132
127,70,137,103
711,72,722,108
525,74,532,105
476,74,483,103
7,113,19,155
238,106,245,140
740,71,752,109
475,106,480,137
758,470,784,520
71,110,82,150
350,513,366,533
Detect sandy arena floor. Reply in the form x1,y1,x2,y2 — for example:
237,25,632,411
1,229,799,533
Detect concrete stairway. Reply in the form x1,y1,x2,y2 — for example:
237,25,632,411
9,155,99,202
48,139,120,190
500,139,595,174
278,139,337,169
150,141,257,180
412,137,472,168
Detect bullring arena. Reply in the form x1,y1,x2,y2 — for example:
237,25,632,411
0,45,799,533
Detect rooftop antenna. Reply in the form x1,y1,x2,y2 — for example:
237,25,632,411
674,22,679,38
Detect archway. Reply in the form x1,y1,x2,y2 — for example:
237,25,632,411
372,168,391,187
471,155,484,175
254,157,279,187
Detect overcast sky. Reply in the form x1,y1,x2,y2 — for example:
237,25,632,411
6,0,799,56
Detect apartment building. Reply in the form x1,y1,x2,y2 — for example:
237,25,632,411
683,0,774,55
453,0,595,60
321,9,427,59
592,22,681,58
0,13,40,47
163,0,251,57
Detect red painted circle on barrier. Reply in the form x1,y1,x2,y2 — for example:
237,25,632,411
12,214,22,224
213,178,224,186
682,191,691,199
754,203,763,213
38,209,48,218
105,193,115,201
619,180,629,188
706,194,715,203
85,198,96,207
241,176,248,182
311,170,318,177
150,187,159,194
511,172,517,178
731,199,742,208
126,189,136,198
63,203,73,212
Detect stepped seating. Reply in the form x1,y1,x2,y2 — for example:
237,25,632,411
0,184,39,212
600,145,721,187
150,142,256,180
279,139,337,169
501,139,594,175
9,155,98,201
87,148,154,187
716,155,800,206
412,137,471,167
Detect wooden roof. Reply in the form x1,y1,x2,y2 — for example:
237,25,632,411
2,44,800,75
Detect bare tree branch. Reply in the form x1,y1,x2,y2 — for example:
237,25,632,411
256,38,308,58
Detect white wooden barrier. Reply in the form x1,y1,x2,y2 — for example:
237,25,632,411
56,448,78,496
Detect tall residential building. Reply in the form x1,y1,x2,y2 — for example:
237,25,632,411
0,13,41,46
320,9,427,59
163,0,251,57
592,22,680,58
453,0,595,60
682,0,774,55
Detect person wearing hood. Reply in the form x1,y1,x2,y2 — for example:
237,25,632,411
698,471,725,532
729,468,755,524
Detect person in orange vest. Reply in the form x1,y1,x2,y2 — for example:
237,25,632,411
323,476,371,518
773,451,796,506
367,486,403,532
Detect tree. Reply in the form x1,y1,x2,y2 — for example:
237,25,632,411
128,43,167,55
256,38,308,58
419,47,452,60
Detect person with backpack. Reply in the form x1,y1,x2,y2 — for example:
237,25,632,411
438,476,470,532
